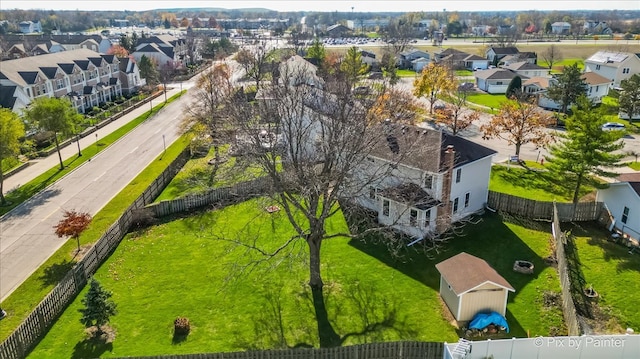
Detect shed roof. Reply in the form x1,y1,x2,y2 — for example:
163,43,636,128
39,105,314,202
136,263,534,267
435,252,515,295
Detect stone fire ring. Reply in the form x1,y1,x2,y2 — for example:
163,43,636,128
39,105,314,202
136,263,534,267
513,260,534,274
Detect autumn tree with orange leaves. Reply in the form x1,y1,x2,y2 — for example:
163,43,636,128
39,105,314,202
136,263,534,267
54,210,92,254
368,88,423,124
413,63,456,115
435,86,479,135
481,99,555,157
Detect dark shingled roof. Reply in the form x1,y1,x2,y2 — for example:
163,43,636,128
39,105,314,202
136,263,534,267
436,252,515,295
18,71,39,84
73,59,90,70
380,183,441,210
88,57,104,67
440,133,497,171
0,85,17,109
39,67,58,79
57,63,76,74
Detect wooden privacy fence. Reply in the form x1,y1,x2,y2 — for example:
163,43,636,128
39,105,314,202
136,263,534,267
487,191,604,222
0,148,191,359
114,341,444,359
144,176,272,218
551,203,582,336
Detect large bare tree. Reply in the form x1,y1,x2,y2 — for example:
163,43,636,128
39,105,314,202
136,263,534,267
217,58,441,346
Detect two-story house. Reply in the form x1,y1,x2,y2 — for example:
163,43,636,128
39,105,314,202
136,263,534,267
584,51,640,88
358,124,496,240
132,35,190,67
502,61,550,79
0,49,125,114
551,22,571,35
485,47,519,64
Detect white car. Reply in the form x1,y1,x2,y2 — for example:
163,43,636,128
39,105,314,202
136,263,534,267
601,122,626,131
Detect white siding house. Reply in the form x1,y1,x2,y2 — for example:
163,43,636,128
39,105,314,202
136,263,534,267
596,173,640,241
359,125,496,240
584,51,640,88
475,68,519,94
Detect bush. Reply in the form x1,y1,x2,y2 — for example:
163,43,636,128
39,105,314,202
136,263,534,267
174,317,190,336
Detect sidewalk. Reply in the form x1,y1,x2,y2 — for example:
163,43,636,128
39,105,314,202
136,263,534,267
2,89,181,200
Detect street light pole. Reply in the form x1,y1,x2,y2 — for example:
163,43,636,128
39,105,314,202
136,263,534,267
95,133,98,157
162,134,166,156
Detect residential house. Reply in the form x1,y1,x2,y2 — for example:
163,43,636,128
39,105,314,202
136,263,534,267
118,57,146,94
485,46,519,64
497,25,516,36
132,35,189,67
436,252,515,322
0,34,113,60
500,52,537,65
347,19,390,31
472,25,491,36
398,49,430,69
583,20,612,35
551,22,571,35
19,21,42,34
0,48,125,114
436,48,488,70
502,61,550,79
525,72,611,110
596,173,640,241
326,24,352,38
359,124,496,240
584,51,640,88
411,57,430,72
474,68,519,94
359,49,377,66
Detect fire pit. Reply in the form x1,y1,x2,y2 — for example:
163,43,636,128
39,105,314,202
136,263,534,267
513,260,534,274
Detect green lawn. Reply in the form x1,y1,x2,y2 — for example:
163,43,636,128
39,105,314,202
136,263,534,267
566,222,640,332
0,91,186,216
628,162,640,171
0,135,191,343
489,165,595,202
538,58,584,74
397,69,418,78
155,146,269,201
455,70,473,76
466,93,508,111
27,202,563,357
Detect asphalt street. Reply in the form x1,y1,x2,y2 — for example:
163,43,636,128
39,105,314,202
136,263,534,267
0,86,192,301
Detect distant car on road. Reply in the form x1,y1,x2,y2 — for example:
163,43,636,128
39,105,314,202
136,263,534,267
601,122,626,131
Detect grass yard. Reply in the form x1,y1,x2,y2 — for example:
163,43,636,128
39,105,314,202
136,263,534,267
28,200,563,358
0,134,191,342
466,93,508,111
396,69,419,78
564,222,640,333
538,58,584,73
489,165,595,202
628,162,640,171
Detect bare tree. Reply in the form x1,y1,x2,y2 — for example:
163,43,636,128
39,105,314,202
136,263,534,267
183,63,234,185
234,43,272,91
541,44,561,70
435,86,479,135
216,60,444,346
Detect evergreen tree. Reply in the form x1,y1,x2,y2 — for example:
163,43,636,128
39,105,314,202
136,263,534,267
138,55,159,86
546,63,587,113
505,75,522,100
618,74,640,120
80,278,117,337
545,96,625,204
340,46,368,88
306,37,326,67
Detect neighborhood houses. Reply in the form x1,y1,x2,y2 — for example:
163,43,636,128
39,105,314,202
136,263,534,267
1,4,640,359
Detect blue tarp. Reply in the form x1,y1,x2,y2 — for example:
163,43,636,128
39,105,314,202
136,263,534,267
468,311,510,333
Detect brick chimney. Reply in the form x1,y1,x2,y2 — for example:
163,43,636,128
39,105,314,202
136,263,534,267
437,145,455,233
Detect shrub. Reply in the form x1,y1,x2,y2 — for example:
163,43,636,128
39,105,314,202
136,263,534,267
174,317,190,336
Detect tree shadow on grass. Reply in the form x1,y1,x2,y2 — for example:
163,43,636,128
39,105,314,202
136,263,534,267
234,279,416,350
71,336,113,359
492,166,573,199
38,259,76,288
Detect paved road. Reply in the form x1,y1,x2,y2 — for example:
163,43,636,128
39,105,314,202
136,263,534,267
0,86,193,301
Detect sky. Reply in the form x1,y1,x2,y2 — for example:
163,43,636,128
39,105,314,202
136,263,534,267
1,0,639,13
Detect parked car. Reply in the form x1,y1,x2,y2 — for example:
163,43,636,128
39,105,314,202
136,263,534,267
601,122,626,131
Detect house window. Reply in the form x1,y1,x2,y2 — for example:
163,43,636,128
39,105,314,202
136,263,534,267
595,64,601,70
623,68,630,74
622,207,629,224
382,200,390,217
589,87,593,94
453,198,459,213
56,79,65,89
496,81,503,85
455,168,462,183
424,174,433,189
596,85,600,92
410,209,418,226
424,209,431,228
464,193,470,208
369,187,377,200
